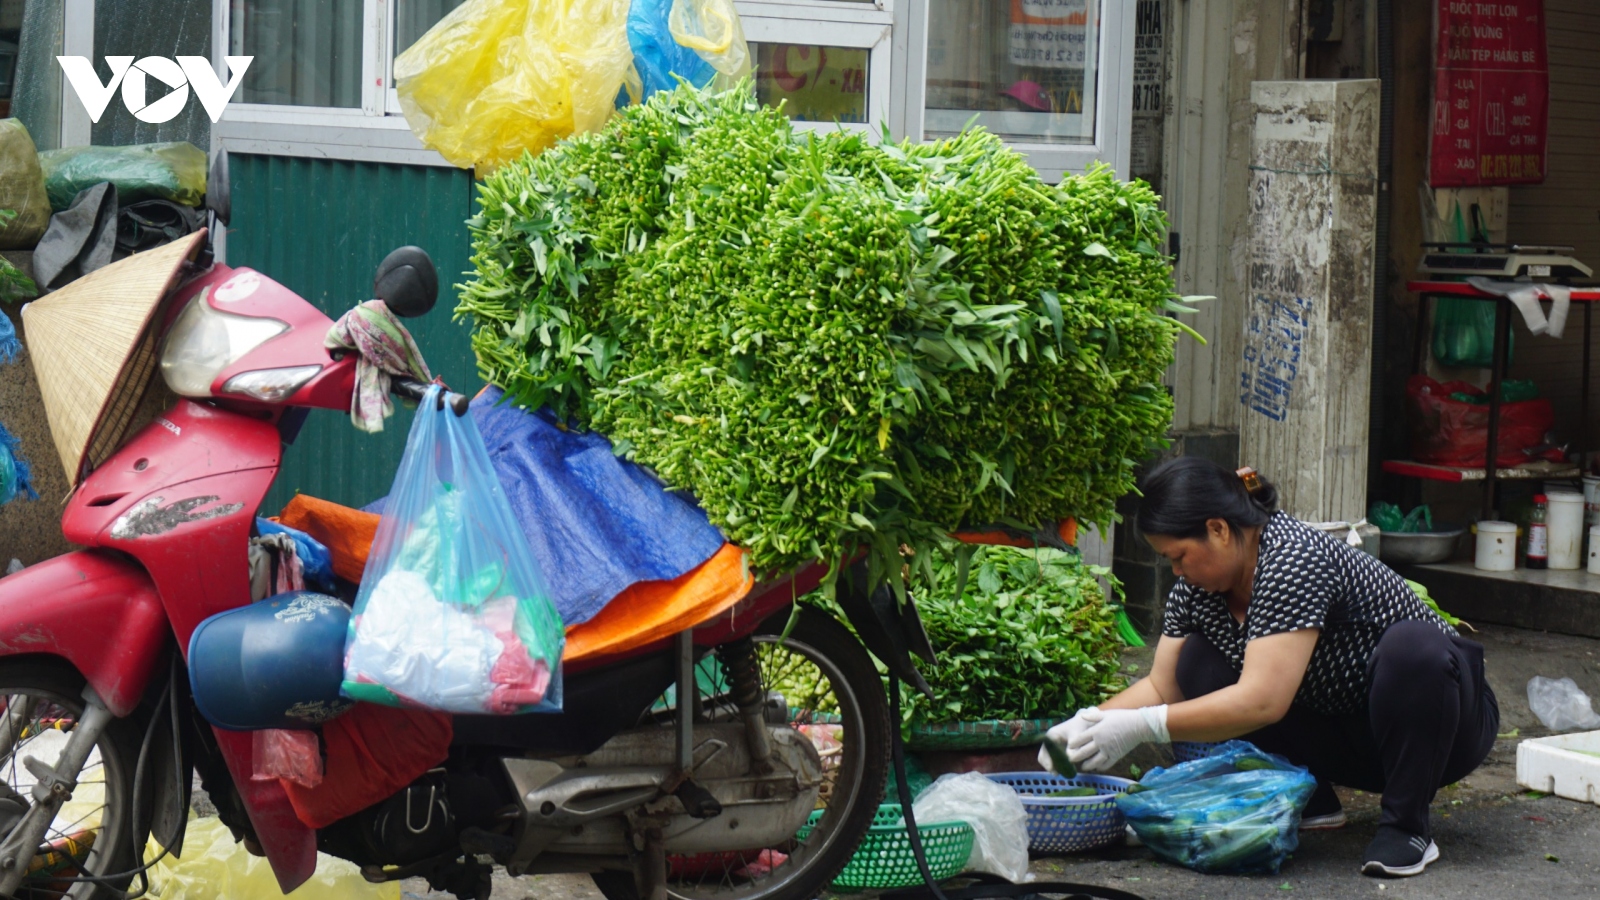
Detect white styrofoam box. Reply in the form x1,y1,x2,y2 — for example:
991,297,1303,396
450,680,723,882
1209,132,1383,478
1516,730,1600,805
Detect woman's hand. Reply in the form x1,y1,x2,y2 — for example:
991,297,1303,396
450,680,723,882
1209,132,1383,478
1037,709,1096,773
1069,706,1170,772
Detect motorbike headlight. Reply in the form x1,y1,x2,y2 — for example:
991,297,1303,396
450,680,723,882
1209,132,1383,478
159,293,288,397
222,366,323,403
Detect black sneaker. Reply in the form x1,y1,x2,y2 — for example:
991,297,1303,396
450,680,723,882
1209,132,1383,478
1300,781,1346,831
1361,825,1440,877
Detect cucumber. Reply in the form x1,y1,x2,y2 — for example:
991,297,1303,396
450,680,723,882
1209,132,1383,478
1046,786,1102,797
1233,757,1277,771
1043,736,1077,777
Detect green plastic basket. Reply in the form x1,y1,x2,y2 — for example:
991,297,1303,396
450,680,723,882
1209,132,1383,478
906,718,1059,751
797,803,973,890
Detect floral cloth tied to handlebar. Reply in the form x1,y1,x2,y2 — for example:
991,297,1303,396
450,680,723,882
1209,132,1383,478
325,300,432,433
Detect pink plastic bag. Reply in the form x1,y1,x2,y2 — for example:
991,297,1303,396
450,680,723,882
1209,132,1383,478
252,728,324,789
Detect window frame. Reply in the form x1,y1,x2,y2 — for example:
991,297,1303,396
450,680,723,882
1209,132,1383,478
60,0,1129,180
737,0,894,136
898,0,1134,181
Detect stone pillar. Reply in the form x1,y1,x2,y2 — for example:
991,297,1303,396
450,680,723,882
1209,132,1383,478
1238,79,1380,523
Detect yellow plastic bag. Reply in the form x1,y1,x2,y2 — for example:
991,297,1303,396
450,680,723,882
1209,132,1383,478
669,0,750,83
143,815,399,900
396,0,634,174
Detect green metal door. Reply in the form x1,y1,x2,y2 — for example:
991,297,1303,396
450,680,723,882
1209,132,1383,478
225,154,482,514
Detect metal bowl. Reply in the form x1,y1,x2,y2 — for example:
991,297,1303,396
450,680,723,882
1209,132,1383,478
1378,528,1465,565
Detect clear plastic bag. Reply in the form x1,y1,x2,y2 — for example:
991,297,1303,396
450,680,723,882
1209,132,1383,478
37,142,206,211
342,386,564,714
394,0,634,174
911,772,1031,884
1527,676,1600,732
1116,741,1316,875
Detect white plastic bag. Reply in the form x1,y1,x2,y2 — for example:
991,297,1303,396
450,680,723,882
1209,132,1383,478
1527,676,1600,731
911,772,1031,884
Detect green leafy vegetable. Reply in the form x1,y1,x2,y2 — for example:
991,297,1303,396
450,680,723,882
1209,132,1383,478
458,81,1185,590
893,545,1132,726
0,211,36,303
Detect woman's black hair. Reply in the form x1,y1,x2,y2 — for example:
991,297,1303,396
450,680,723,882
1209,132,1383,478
1136,456,1279,539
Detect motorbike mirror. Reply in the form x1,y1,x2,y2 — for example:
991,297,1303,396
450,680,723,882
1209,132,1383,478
373,246,438,317
205,151,230,226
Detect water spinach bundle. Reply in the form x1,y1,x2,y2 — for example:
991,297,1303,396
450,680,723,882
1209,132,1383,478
459,82,1188,589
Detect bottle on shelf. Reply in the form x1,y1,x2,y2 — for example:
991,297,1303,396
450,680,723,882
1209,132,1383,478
1527,494,1550,570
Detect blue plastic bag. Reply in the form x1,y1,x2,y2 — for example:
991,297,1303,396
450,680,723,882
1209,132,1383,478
1116,741,1316,875
256,518,335,591
627,0,715,99
343,386,565,714
625,0,750,102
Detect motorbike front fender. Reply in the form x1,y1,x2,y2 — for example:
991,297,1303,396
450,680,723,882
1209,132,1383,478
0,550,169,716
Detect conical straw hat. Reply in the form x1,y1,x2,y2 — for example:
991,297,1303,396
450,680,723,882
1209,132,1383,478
23,231,206,484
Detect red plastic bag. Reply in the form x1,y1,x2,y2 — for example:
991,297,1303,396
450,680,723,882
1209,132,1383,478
1407,375,1555,467
280,703,452,829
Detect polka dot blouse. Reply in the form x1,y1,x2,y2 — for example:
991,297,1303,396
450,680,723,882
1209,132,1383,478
1161,512,1456,714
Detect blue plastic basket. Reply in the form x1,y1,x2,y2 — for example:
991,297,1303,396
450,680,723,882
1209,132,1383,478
1171,741,1223,763
987,773,1134,854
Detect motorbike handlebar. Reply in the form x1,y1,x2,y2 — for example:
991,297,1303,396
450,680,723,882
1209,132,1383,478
392,376,470,417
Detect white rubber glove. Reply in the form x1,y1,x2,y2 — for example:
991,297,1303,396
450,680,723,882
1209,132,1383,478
1036,709,1096,773
1067,705,1169,772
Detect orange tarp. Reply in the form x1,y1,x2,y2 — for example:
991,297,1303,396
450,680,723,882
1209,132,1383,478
276,494,753,664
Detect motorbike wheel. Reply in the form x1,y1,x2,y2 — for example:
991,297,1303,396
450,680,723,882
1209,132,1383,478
0,661,140,900
593,605,890,900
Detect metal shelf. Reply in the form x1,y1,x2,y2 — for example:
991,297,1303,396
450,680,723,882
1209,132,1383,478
1382,459,1580,483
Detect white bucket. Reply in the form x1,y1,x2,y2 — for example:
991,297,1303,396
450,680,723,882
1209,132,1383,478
1475,521,1518,571
1584,475,1600,527
1589,525,1600,575
1548,491,1586,569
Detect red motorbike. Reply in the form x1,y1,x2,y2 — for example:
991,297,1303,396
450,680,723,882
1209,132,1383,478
0,166,935,900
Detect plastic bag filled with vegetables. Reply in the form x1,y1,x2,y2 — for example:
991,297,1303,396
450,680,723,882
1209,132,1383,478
1115,741,1315,875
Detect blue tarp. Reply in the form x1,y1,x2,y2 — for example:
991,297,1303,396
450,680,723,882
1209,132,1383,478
366,387,726,626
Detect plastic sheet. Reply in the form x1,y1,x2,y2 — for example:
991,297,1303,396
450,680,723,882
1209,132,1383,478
38,142,206,211
0,119,50,249
911,772,1031,884
342,385,564,714
144,815,398,900
668,0,750,80
1116,741,1316,875
1527,676,1600,732
394,0,634,174
469,385,726,625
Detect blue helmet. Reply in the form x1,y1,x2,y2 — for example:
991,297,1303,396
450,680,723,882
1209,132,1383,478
188,592,355,730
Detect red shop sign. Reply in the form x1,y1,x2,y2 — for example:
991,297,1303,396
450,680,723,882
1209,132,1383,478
1429,0,1548,187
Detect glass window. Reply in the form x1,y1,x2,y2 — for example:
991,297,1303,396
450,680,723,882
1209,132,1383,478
750,41,869,124
92,0,211,147
9,0,58,149
230,0,362,107
925,0,1100,145
393,0,467,69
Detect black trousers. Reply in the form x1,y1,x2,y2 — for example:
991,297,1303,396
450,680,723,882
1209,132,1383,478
1175,620,1500,836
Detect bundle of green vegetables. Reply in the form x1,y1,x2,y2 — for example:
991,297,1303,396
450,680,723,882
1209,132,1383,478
459,81,1190,588
894,545,1132,726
